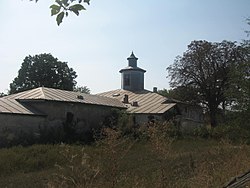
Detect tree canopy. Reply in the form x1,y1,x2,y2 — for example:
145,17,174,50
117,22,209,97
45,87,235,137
167,40,249,127
158,86,200,104
74,85,91,94
10,53,77,94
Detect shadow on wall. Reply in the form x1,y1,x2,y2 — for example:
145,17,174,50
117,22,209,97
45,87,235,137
0,115,96,148
39,112,95,145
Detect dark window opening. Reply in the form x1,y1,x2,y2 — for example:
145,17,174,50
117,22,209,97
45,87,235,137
66,112,74,124
163,107,181,121
124,74,130,86
185,107,188,113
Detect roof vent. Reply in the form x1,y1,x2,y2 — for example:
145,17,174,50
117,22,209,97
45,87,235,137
77,95,84,100
123,94,129,103
132,101,139,107
112,93,120,97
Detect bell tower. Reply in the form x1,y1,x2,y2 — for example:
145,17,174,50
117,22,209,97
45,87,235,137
119,52,146,91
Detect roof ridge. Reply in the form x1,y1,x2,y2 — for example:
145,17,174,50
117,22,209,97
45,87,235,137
39,87,46,99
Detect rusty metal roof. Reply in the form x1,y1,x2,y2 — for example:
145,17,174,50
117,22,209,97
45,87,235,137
97,89,176,114
0,87,125,115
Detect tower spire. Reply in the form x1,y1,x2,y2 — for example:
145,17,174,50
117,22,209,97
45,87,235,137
127,51,138,67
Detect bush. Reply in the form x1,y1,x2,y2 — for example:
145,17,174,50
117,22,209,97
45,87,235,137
192,126,211,139
211,124,250,143
0,127,37,148
138,121,182,142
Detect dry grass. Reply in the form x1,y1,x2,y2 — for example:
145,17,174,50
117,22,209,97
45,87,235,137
1,126,250,187
47,126,250,188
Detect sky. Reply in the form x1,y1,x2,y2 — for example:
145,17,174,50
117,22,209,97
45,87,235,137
0,0,249,94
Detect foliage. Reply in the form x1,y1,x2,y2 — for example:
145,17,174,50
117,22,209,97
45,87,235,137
210,124,250,143
38,124,65,144
30,0,90,25
0,92,7,97
39,119,94,145
74,85,91,94
95,127,135,187
140,121,182,141
101,109,140,139
227,41,250,111
2,135,250,187
192,126,211,139
192,110,250,143
158,86,200,104
0,128,37,148
9,53,77,94
48,145,99,188
245,17,250,37
0,145,66,177
167,40,248,127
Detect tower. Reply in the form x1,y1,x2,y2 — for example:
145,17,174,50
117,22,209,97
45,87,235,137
119,52,146,91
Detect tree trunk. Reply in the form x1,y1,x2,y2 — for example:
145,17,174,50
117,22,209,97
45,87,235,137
210,110,217,127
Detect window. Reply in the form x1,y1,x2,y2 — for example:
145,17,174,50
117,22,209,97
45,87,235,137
124,74,130,86
66,112,74,124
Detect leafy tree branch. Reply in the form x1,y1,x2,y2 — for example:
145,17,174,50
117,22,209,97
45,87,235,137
29,0,90,25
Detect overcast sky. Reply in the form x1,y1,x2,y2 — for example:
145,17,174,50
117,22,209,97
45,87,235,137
0,0,249,94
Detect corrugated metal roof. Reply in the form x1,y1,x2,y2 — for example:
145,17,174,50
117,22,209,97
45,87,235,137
0,98,44,115
3,87,125,109
97,89,176,114
0,87,126,115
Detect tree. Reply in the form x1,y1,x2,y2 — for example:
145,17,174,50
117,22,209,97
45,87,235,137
0,93,7,98
30,0,90,25
158,86,200,104
10,53,77,94
226,42,250,111
74,85,91,94
167,40,247,127
225,19,250,112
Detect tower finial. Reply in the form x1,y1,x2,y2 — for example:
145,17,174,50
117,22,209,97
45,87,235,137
128,51,137,60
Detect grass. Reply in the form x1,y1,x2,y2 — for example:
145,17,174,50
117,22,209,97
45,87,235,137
0,138,250,188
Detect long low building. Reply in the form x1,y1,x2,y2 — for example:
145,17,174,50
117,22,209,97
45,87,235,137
0,87,125,143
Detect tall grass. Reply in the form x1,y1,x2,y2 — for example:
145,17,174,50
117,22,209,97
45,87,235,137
47,123,250,188
1,122,250,187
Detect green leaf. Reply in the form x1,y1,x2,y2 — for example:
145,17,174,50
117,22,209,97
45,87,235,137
69,4,85,16
84,0,90,5
55,0,63,7
56,12,65,26
62,0,69,7
69,4,85,11
50,4,61,16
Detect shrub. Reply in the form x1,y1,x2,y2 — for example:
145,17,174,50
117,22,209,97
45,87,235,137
192,126,211,139
211,124,250,143
48,145,99,188
0,127,37,148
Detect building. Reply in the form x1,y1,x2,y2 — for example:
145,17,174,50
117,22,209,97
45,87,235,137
98,52,204,128
0,87,125,144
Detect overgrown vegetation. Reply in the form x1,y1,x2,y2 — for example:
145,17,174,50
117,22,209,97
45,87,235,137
1,125,250,187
